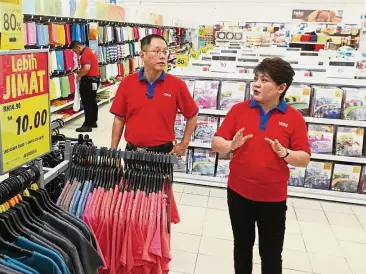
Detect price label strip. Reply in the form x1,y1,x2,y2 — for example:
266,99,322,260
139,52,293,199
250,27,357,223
327,60,356,79
0,51,50,174
211,55,237,73
0,0,24,50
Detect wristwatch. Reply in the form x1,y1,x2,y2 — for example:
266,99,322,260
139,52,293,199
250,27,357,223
281,148,290,159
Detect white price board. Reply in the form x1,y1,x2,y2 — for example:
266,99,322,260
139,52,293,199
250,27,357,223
327,60,356,79
211,55,237,73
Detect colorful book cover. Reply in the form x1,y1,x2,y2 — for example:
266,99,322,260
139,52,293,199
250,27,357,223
184,79,195,97
285,84,312,116
174,151,188,173
216,152,232,178
311,86,343,119
342,88,366,121
193,80,220,109
194,116,219,143
308,124,334,154
359,166,366,194
174,114,186,140
192,149,217,177
336,127,364,157
331,164,361,193
288,165,306,187
219,81,246,110
304,161,333,190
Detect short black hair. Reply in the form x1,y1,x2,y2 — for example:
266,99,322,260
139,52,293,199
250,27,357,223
254,57,295,99
70,40,83,48
140,34,167,51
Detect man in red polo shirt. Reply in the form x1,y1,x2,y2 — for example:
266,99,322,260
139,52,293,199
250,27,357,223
110,34,198,155
212,58,310,274
71,41,100,132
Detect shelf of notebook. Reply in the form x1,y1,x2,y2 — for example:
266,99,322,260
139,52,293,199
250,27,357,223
304,117,366,127
173,173,366,205
311,153,366,164
50,83,119,114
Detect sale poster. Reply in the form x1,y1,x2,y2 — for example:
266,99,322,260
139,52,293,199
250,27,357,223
292,9,343,23
0,51,50,173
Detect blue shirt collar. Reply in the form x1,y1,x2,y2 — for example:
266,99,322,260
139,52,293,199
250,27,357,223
138,68,165,82
249,98,288,113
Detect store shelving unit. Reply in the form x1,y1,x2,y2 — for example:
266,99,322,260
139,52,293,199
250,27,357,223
171,63,366,204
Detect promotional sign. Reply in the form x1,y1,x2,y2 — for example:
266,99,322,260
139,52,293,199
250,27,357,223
0,51,50,174
199,28,206,37
292,9,343,23
176,55,189,68
190,50,200,60
211,55,237,73
327,60,356,79
0,0,24,50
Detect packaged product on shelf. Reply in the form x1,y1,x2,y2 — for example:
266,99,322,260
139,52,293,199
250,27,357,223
335,127,364,157
192,149,216,177
304,161,333,190
216,152,231,178
359,166,366,194
308,124,335,154
342,88,366,121
174,151,188,173
288,165,306,187
194,116,219,144
193,80,219,109
285,84,312,116
174,114,186,140
186,149,193,174
184,79,195,97
310,86,343,119
219,81,247,110
331,164,362,193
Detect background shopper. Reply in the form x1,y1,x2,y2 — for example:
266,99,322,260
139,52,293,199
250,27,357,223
71,41,100,133
110,34,198,155
211,58,311,274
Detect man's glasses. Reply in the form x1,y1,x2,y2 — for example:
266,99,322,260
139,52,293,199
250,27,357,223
144,50,170,57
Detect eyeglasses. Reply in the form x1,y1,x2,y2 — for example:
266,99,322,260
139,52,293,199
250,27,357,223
143,50,170,57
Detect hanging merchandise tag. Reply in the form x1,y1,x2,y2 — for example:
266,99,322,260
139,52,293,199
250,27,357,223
200,46,209,54
0,0,24,50
0,51,51,174
211,55,237,73
199,28,206,37
92,83,98,91
176,55,189,68
327,60,356,79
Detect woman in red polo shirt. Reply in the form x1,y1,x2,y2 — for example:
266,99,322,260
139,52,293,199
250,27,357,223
212,58,311,274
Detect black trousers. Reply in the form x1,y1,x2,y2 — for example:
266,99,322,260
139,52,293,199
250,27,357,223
125,142,174,154
79,77,100,127
227,187,287,274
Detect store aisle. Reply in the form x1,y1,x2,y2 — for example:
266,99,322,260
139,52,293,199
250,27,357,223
61,104,366,274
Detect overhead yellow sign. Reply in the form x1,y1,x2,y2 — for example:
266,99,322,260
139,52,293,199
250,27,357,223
0,0,24,49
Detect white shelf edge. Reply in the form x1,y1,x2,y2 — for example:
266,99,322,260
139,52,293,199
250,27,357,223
311,153,366,164
304,117,366,127
173,173,366,205
51,83,119,114
60,96,115,123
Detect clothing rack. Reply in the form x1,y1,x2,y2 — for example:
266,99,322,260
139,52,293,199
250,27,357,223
23,14,188,30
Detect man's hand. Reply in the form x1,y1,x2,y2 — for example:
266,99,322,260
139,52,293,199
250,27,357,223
230,128,253,151
76,75,81,82
170,140,189,157
265,138,288,158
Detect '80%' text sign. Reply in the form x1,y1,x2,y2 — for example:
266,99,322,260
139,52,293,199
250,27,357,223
0,51,51,174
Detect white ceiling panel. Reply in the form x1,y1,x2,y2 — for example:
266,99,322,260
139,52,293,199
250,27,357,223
123,0,364,4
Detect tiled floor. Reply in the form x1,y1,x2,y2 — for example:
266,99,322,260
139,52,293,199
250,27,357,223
62,103,366,274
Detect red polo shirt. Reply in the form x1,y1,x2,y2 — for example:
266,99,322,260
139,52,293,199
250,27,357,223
110,69,198,147
216,99,311,202
80,47,100,77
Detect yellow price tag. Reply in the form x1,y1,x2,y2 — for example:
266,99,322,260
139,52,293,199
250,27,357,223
200,47,209,54
176,55,189,68
0,0,24,50
190,50,200,60
0,52,51,174
199,28,206,37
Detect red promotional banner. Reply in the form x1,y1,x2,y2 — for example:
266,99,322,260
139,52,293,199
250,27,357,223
0,51,49,104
